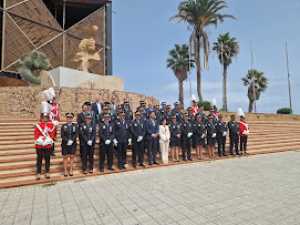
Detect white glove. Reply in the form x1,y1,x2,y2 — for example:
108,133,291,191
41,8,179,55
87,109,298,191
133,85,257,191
187,132,193,138
137,136,143,142
212,133,216,138
67,140,73,146
201,133,206,139
128,138,132,145
105,139,111,145
87,140,93,146
113,138,118,146
52,120,59,126
243,130,249,135
223,131,227,137
176,134,181,138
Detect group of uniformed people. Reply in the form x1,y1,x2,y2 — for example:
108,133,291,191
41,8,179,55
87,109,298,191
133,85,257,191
34,98,249,179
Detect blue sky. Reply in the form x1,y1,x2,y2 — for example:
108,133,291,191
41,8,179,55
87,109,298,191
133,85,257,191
112,0,300,114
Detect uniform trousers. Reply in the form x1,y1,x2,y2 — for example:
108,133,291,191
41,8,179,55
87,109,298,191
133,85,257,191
217,136,226,156
181,138,192,160
81,144,94,171
132,141,144,166
36,148,51,174
229,135,239,154
100,143,113,169
240,135,248,153
116,142,128,168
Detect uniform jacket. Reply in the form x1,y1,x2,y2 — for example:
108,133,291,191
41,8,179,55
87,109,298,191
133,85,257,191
181,120,193,140
206,121,217,138
216,121,228,138
61,123,78,146
192,121,206,139
239,121,249,136
227,121,239,137
169,122,181,139
34,121,56,149
130,119,146,141
114,119,130,143
79,122,96,145
99,122,115,143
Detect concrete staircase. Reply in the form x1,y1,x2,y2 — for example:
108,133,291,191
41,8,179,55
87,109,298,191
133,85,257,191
0,119,299,188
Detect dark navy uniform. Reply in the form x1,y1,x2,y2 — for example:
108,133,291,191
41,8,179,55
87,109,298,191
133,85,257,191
114,118,130,169
99,121,115,171
61,122,78,156
216,121,228,156
206,121,217,146
79,122,96,172
228,121,240,155
169,122,181,148
192,121,206,147
145,118,159,164
130,118,146,166
181,120,193,160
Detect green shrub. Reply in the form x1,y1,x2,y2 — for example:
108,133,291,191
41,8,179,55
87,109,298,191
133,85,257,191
198,101,212,111
276,108,292,114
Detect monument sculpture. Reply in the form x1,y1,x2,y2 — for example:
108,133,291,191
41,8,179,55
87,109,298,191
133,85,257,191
73,25,103,73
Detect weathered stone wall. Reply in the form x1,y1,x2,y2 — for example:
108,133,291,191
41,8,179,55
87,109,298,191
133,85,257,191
0,87,159,118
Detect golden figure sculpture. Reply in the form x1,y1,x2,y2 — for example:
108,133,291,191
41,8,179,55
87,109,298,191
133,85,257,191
73,25,103,72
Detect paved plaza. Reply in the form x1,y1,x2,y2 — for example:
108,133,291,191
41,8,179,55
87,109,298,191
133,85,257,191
1,151,300,225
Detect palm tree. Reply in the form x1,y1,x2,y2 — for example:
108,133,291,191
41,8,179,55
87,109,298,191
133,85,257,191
167,44,194,106
172,0,235,102
242,69,268,113
213,32,239,112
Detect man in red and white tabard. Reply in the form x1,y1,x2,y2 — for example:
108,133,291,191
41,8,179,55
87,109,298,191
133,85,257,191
34,111,56,180
191,100,199,117
239,116,249,155
49,97,60,156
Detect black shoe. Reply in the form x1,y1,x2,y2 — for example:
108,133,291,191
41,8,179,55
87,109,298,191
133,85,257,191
149,163,153,166
99,168,104,173
139,163,145,167
83,171,88,175
89,170,93,174
51,153,56,157
153,162,159,165
188,158,193,161
223,154,227,156
108,168,114,171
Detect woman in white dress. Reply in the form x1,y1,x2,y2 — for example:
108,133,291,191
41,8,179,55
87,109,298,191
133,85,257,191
159,118,170,164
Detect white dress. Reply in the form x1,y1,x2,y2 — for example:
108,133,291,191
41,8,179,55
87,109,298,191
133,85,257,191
159,125,170,164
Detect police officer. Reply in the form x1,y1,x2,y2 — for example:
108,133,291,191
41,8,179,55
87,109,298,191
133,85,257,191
216,114,228,157
192,114,206,160
228,114,240,155
169,115,181,162
114,111,131,170
61,113,78,176
146,111,160,165
79,112,96,174
131,111,146,168
181,112,194,161
99,113,115,172
206,114,217,159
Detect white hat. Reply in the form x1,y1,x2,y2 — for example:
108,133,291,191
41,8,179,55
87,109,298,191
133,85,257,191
48,87,55,100
212,98,217,106
237,107,245,117
191,94,198,102
41,101,51,115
